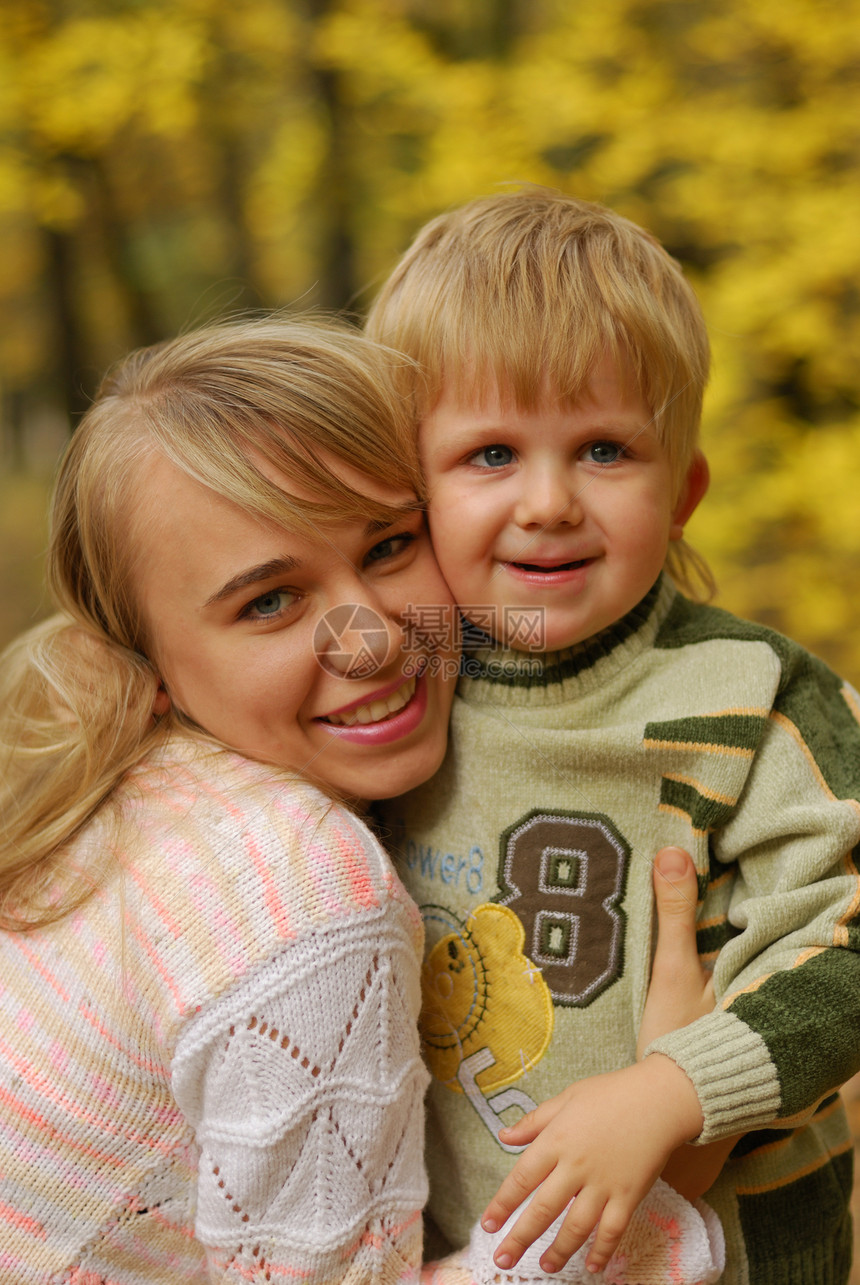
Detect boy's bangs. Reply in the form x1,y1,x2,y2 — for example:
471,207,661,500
428,321,610,414
408,300,676,431
407,290,701,492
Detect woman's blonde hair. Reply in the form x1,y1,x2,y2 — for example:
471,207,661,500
366,187,714,598
0,318,423,930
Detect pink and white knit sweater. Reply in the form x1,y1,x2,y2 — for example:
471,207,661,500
0,738,430,1284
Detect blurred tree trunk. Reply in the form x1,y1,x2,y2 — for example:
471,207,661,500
214,133,263,313
89,155,163,350
305,0,356,309
44,225,91,425
44,155,166,423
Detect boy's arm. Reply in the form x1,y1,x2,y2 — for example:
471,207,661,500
645,663,860,1146
637,846,742,1202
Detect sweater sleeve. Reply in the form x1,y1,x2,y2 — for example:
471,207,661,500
171,904,430,1284
646,659,860,1142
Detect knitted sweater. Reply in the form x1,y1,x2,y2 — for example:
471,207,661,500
0,737,430,1284
378,577,860,1285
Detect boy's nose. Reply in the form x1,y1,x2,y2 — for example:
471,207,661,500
513,469,583,529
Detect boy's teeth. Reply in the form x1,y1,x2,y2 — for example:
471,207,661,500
325,677,415,727
517,559,585,571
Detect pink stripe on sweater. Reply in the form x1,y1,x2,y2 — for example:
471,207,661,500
0,1200,46,1239
0,1080,125,1169
78,1003,168,1076
0,1044,177,1158
125,913,186,1013
126,863,185,939
165,840,250,977
9,935,70,1002
245,831,291,935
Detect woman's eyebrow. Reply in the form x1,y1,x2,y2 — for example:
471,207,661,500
204,556,301,607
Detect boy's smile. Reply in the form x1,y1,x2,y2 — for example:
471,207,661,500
420,355,708,653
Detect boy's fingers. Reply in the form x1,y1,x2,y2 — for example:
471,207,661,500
497,1108,540,1142
651,847,700,976
652,846,698,932
482,1157,554,1233
582,1199,630,1274
537,1193,607,1272
490,1187,578,1270
639,847,707,1056
498,1090,571,1142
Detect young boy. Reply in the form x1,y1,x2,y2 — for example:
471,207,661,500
366,189,860,1284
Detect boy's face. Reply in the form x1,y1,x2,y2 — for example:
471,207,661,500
420,355,707,652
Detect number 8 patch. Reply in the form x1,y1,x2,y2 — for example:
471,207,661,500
495,810,630,1007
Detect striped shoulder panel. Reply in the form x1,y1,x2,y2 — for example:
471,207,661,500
655,594,860,802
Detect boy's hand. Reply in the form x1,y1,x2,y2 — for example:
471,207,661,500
480,1054,703,1275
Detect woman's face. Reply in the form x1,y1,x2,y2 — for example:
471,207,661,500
132,451,458,801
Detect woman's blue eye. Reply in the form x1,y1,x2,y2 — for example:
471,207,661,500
473,445,514,468
588,441,624,465
366,532,416,563
248,590,293,618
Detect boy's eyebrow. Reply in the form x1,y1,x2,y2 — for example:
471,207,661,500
204,557,301,607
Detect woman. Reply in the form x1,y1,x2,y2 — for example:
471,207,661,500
0,319,458,1283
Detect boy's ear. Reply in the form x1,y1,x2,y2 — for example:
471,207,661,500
670,450,709,541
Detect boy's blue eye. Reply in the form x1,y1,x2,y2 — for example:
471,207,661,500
588,441,624,465
472,445,514,468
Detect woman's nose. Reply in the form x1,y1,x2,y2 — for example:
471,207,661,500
313,595,404,681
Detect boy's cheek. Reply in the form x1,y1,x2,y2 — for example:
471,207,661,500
425,515,478,609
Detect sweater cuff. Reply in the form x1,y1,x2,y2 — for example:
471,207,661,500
644,1009,782,1143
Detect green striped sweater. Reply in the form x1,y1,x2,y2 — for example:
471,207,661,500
379,576,860,1285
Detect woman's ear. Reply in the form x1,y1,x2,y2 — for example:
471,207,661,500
153,682,170,718
670,451,710,541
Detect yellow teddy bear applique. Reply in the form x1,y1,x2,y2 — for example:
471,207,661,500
420,902,554,1094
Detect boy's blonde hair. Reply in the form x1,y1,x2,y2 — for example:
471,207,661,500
366,188,713,595
0,318,421,930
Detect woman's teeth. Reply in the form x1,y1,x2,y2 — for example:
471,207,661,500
324,677,416,727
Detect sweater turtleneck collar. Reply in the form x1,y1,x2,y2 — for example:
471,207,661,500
456,575,676,707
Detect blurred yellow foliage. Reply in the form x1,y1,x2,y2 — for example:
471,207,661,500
0,0,859,681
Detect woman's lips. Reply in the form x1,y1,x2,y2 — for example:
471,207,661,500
316,672,429,745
